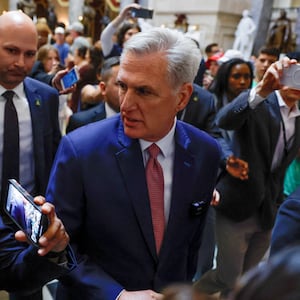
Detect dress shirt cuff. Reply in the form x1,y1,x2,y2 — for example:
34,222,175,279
248,87,265,109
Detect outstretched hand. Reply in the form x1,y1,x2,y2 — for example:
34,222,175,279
226,155,249,180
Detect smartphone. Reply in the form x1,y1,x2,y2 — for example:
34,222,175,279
131,7,153,19
60,67,79,89
281,64,300,90
4,179,48,246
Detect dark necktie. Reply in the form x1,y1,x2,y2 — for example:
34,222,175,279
146,143,165,253
1,91,19,201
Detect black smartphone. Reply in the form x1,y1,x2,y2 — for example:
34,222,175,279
60,66,80,89
131,7,153,19
4,179,48,246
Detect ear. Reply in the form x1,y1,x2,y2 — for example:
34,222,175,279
99,81,106,96
175,83,193,113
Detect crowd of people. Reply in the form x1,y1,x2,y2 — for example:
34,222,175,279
1,3,300,300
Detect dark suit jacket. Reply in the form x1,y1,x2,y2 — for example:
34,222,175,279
0,77,65,292
46,115,221,300
215,91,300,229
270,186,300,256
66,102,106,133
177,83,232,162
23,77,61,195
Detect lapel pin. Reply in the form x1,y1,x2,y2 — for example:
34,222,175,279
35,99,41,106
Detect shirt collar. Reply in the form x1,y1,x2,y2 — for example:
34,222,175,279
276,90,300,118
139,118,176,157
105,102,118,118
0,82,25,100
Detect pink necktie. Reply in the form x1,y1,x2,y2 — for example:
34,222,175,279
146,143,165,253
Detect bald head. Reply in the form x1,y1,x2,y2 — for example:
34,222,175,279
0,11,37,38
0,11,38,89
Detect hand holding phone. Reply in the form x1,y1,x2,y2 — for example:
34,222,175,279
4,179,48,246
60,66,80,89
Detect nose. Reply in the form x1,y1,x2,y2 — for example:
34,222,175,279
120,89,137,111
15,54,25,67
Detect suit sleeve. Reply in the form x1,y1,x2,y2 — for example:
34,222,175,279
216,90,252,130
0,216,76,292
270,188,300,256
46,135,124,299
201,92,233,162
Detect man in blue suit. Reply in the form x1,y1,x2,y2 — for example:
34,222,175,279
0,11,73,299
47,28,221,300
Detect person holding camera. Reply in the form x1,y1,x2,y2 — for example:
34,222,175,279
100,3,141,59
195,56,300,297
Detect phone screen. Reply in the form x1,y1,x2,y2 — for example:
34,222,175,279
131,7,153,19
61,67,79,89
4,180,48,245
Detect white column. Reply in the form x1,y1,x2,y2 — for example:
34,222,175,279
69,0,84,25
120,0,149,10
9,0,19,11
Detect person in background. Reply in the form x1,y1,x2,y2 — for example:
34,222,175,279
80,45,104,110
66,56,119,133
195,56,300,297
202,51,224,90
200,43,223,89
229,245,300,300
209,58,253,111
69,45,103,113
30,44,72,134
283,149,300,197
46,27,221,300
100,3,141,59
252,46,280,87
35,19,51,49
53,26,70,67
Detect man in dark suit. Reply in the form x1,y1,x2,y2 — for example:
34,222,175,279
46,28,221,300
270,185,300,255
0,11,73,299
195,57,300,296
66,56,120,133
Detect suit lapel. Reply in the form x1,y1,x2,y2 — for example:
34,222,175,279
161,123,195,253
115,122,157,260
23,79,45,178
267,93,282,161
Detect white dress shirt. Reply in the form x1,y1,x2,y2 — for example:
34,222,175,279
0,83,35,193
249,88,300,170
